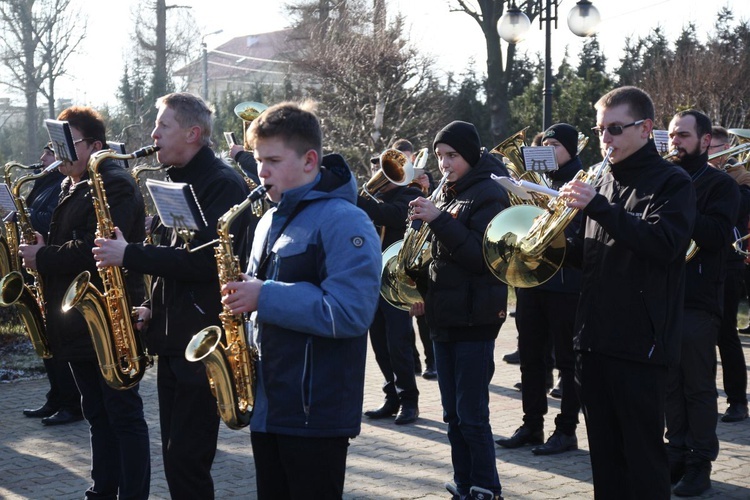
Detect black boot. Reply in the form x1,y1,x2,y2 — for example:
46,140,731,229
364,401,399,419
495,425,543,448
673,458,711,497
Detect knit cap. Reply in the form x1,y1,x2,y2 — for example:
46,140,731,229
543,123,579,160
433,121,481,167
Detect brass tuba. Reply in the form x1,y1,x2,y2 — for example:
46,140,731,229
490,127,553,207
0,162,61,358
483,147,614,288
185,184,267,430
62,146,159,390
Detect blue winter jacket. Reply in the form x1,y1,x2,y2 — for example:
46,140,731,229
248,154,381,438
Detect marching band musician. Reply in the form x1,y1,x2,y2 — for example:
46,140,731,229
408,120,510,500
559,86,696,499
495,123,583,456
19,106,150,499
92,92,253,499
359,147,424,425
665,110,739,496
220,101,382,499
21,143,83,426
708,125,750,425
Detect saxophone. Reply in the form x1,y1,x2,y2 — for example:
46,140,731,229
185,184,267,430
0,162,60,358
2,161,43,274
62,146,159,390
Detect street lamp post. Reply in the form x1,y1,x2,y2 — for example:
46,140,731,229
201,29,224,101
498,0,601,131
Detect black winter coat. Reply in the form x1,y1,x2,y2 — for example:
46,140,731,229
122,146,253,356
568,142,696,367
357,184,424,250
37,158,146,362
425,150,511,342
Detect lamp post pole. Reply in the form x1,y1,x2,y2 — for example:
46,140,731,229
201,29,223,101
498,0,600,132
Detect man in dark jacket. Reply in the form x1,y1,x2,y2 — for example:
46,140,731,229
93,92,253,500
359,151,424,425
559,86,696,500
20,106,150,499
221,101,382,499
665,110,739,496
409,121,510,500
21,144,82,425
496,123,583,456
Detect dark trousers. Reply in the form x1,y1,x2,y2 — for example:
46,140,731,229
665,308,720,462
69,360,150,500
718,270,748,406
157,355,220,500
412,314,435,370
251,431,350,499
434,339,501,497
369,297,419,405
43,355,82,413
577,352,670,500
516,289,580,434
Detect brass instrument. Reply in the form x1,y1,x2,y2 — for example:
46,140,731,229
490,127,552,207
0,162,61,358
62,146,159,390
380,172,449,310
361,149,415,203
185,185,267,430
483,147,614,288
234,101,268,149
2,161,44,273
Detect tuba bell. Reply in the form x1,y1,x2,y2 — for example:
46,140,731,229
361,149,415,203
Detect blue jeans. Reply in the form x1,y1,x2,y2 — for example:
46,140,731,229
434,339,501,497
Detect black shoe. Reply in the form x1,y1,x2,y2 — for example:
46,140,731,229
394,405,419,425
721,404,749,422
495,425,544,448
549,378,563,399
502,350,520,364
673,459,711,497
23,403,58,418
513,381,522,392
41,409,84,426
738,325,750,334
445,482,465,500
364,402,399,419
422,367,437,380
469,486,503,500
531,430,578,455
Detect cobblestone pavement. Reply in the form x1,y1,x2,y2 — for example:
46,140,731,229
1,321,749,499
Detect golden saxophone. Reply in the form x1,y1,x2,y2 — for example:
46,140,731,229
2,161,44,274
0,162,61,358
185,184,267,430
62,146,159,390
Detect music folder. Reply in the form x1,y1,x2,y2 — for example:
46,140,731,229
145,179,207,239
0,183,16,220
44,119,78,163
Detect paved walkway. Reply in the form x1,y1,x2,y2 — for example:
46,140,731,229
1,320,749,499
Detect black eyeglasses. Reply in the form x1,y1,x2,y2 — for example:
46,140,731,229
591,119,645,137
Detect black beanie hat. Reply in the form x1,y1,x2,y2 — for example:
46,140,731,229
433,120,482,167
543,123,579,160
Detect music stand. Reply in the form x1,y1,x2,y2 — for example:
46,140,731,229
145,179,207,249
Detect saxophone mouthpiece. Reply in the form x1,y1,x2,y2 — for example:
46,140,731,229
133,145,161,158
248,185,267,202
44,161,62,173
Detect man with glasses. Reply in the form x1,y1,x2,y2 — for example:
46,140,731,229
559,86,696,499
19,106,150,499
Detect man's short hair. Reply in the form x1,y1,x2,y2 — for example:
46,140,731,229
391,138,414,154
57,106,107,148
712,125,729,143
674,109,712,139
249,101,323,164
156,92,213,147
595,86,655,122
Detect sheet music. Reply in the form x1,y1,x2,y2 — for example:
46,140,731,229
522,146,558,172
653,130,670,155
492,174,560,200
0,183,16,215
145,179,206,232
44,120,78,163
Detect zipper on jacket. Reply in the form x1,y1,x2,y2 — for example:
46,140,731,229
189,289,206,314
301,337,313,426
